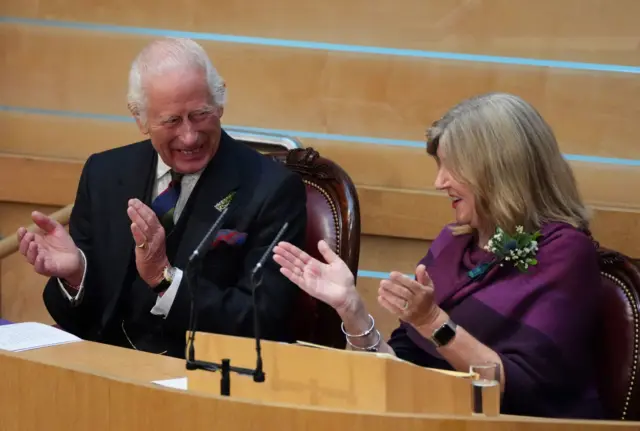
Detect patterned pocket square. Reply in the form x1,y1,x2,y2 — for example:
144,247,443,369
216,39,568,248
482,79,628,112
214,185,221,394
212,229,248,247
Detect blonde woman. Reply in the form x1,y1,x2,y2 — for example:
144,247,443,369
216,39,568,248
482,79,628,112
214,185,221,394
273,93,603,419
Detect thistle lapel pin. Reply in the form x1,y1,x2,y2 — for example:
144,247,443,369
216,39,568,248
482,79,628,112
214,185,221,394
214,191,236,212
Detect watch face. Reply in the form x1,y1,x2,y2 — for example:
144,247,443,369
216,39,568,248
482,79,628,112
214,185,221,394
433,321,457,347
164,266,175,282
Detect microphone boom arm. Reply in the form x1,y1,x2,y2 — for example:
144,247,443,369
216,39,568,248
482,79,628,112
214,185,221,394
185,216,290,396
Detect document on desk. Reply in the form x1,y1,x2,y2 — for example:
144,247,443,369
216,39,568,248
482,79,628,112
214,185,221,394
0,322,82,352
152,377,188,390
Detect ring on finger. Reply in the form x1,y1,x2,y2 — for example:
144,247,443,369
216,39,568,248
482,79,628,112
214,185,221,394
402,300,409,310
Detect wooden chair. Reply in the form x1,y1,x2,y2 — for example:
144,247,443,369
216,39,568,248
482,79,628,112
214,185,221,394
269,148,361,349
233,132,361,348
595,246,640,420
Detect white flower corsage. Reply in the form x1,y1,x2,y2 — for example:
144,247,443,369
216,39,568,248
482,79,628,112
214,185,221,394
484,226,541,272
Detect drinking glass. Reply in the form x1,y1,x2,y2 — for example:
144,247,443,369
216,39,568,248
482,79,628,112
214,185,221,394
470,362,500,415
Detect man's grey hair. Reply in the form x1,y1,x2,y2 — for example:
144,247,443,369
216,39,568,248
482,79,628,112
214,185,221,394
127,37,226,123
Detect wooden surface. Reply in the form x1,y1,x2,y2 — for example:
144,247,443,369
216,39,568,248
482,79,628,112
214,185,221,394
0,340,638,430
0,203,57,323
2,0,639,65
189,332,479,415
2,154,639,257
0,153,636,258
2,24,639,159
1,2,639,427
3,111,640,209
17,339,185,381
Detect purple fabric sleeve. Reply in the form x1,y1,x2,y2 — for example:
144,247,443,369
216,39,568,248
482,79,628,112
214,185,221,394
493,227,603,417
388,222,604,419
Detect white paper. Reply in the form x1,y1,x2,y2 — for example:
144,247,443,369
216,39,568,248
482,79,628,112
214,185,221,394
152,377,188,390
0,322,82,352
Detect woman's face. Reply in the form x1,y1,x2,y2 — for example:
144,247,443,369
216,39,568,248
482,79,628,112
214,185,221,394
433,146,479,228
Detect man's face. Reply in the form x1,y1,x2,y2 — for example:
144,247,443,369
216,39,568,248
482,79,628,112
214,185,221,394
136,68,223,174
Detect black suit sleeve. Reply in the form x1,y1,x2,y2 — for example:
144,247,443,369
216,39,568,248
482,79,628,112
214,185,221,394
42,154,101,339
164,172,307,342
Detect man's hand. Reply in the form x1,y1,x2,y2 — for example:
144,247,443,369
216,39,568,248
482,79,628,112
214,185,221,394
16,211,84,285
127,199,170,287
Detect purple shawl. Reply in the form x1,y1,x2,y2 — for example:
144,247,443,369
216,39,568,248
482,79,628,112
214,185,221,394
388,222,604,419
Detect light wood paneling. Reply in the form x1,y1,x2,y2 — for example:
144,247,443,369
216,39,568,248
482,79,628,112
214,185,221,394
358,235,432,340
0,155,82,206
0,110,140,161
359,235,430,274
2,154,639,257
0,202,57,322
2,0,640,65
3,111,640,209
3,344,637,430
357,277,402,341
17,339,185,381
2,25,640,160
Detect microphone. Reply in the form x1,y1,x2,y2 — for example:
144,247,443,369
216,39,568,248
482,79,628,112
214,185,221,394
252,221,290,278
186,205,231,367
250,221,290,382
184,204,289,396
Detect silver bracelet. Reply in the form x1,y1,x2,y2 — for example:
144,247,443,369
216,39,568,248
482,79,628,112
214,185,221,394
346,329,382,352
340,314,375,338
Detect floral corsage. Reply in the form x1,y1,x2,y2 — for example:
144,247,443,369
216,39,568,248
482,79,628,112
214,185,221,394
468,226,541,280
485,226,541,272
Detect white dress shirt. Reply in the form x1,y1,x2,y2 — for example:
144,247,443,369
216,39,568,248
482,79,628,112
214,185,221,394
57,156,202,319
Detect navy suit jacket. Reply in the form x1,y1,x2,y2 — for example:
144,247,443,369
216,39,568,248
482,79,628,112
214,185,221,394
43,130,307,347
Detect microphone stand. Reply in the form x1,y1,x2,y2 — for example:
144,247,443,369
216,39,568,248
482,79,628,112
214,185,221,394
185,260,266,396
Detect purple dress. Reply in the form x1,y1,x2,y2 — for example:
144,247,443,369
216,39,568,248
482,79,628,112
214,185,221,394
387,222,604,419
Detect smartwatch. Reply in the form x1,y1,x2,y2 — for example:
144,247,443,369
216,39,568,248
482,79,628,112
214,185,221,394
430,319,458,348
152,265,175,294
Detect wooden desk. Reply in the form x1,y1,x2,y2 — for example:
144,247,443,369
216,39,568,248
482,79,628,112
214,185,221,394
17,339,185,382
0,340,637,431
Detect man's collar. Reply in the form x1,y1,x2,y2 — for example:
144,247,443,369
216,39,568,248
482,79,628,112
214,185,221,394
156,155,172,180
156,154,208,179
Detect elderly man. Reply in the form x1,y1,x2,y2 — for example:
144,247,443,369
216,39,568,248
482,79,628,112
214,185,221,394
16,38,307,358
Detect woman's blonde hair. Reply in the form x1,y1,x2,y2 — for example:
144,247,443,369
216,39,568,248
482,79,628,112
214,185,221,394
426,92,590,236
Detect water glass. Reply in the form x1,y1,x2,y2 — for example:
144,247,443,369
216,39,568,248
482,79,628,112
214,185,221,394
470,362,500,416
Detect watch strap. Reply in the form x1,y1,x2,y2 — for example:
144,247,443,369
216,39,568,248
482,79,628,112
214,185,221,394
151,266,174,294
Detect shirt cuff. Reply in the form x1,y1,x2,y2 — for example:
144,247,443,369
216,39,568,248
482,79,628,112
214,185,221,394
150,268,183,318
56,249,87,307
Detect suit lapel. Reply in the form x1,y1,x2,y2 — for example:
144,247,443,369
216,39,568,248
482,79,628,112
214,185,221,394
102,141,157,327
172,131,242,269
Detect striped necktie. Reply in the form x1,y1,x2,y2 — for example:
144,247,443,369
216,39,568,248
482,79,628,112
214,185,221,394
152,170,183,232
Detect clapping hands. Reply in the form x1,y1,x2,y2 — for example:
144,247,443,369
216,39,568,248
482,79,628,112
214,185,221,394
273,240,358,314
273,240,442,330
16,211,84,286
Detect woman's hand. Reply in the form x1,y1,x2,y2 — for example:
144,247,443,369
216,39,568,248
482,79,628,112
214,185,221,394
273,240,359,314
378,264,442,329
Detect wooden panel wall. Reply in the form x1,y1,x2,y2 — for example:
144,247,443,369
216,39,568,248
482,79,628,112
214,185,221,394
0,203,56,323
2,24,640,159
1,0,639,326
3,0,640,65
